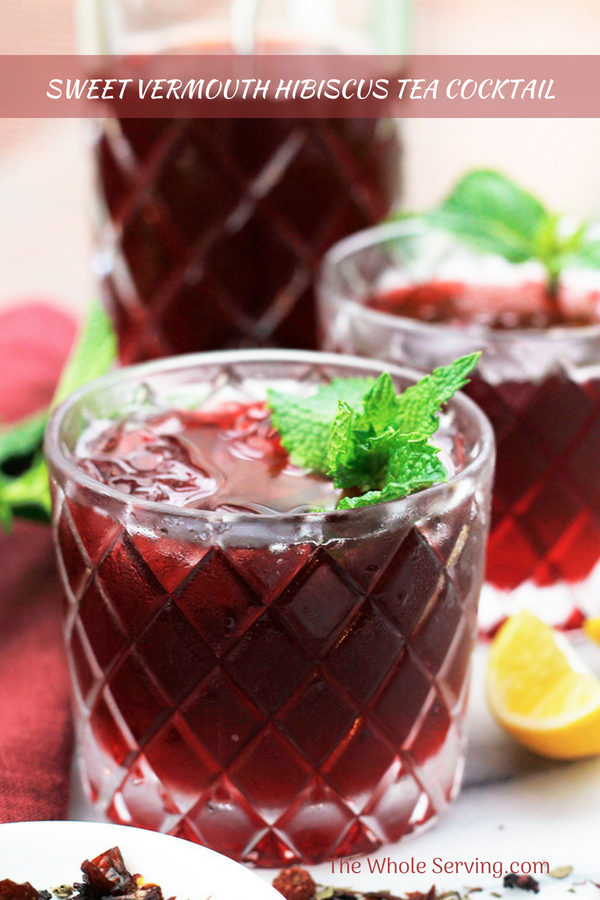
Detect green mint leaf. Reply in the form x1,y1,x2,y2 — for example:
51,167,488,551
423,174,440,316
338,435,449,509
0,409,47,468
386,434,448,491
0,471,13,529
337,487,392,510
268,355,478,511
327,425,390,492
327,372,403,491
0,300,117,532
52,300,117,407
393,352,480,437
266,395,331,472
427,169,550,264
326,401,357,475
567,236,600,271
421,168,600,294
267,377,371,471
0,454,51,524
361,372,399,432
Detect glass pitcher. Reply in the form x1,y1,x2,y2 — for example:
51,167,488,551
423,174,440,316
77,0,407,361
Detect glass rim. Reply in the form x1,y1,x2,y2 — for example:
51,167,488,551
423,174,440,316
45,348,494,525
320,218,600,343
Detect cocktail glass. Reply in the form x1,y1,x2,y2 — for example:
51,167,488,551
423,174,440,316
319,221,600,634
82,0,403,360
46,349,493,865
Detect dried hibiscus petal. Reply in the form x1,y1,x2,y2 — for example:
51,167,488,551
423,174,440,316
81,848,138,897
0,847,166,900
0,879,40,900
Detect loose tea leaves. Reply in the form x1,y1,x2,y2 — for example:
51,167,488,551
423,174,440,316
548,869,573,880
503,875,540,894
273,871,433,900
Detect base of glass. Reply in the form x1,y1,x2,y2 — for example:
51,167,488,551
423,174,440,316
76,717,465,867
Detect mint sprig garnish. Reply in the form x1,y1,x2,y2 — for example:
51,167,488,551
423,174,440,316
423,169,600,297
0,409,47,470
267,378,373,473
267,353,480,510
0,301,117,530
393,352,480,437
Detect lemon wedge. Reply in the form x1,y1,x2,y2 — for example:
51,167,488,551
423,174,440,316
584,615,600,646
486,611,600,759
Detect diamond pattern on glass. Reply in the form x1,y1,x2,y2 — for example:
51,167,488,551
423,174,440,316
109,753,181,832
466,372,600,626
135,599,216,704
97,532,169,635
78,577,129,674
273,777,355,864
405,690,453,769
143,712,221,814
181,669,266,768
66,498,121,566
228,724,313,823
89,687,138,768
409,578,462,675
371,528,447,635
324,600,404,705
273,549,363,656
106,651,172,746
322,717,398,815
130,532,210,594
57,503,90,601
60,513,476,863
330,819,383,860
224,543,314,604
184,773,267,861
436,619,473,708
173,549,264,656
324,527,411,593
243,829,298,868
275,668,359,767
224,612,314,716
371,649,434,746
69,618,103,707
95,119,398,359
361,756,423,844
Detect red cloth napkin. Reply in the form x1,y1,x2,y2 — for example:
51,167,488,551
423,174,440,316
0,301,78,822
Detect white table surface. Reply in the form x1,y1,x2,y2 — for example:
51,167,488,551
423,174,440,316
69,639,600,894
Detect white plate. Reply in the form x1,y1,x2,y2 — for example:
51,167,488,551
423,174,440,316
0,821,281,900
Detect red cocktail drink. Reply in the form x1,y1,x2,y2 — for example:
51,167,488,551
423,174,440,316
46,350,493,865
320,223,600,634
96,118,400,361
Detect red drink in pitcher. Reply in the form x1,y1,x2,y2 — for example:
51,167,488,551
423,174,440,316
96,118,400,361
47,351,492,865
